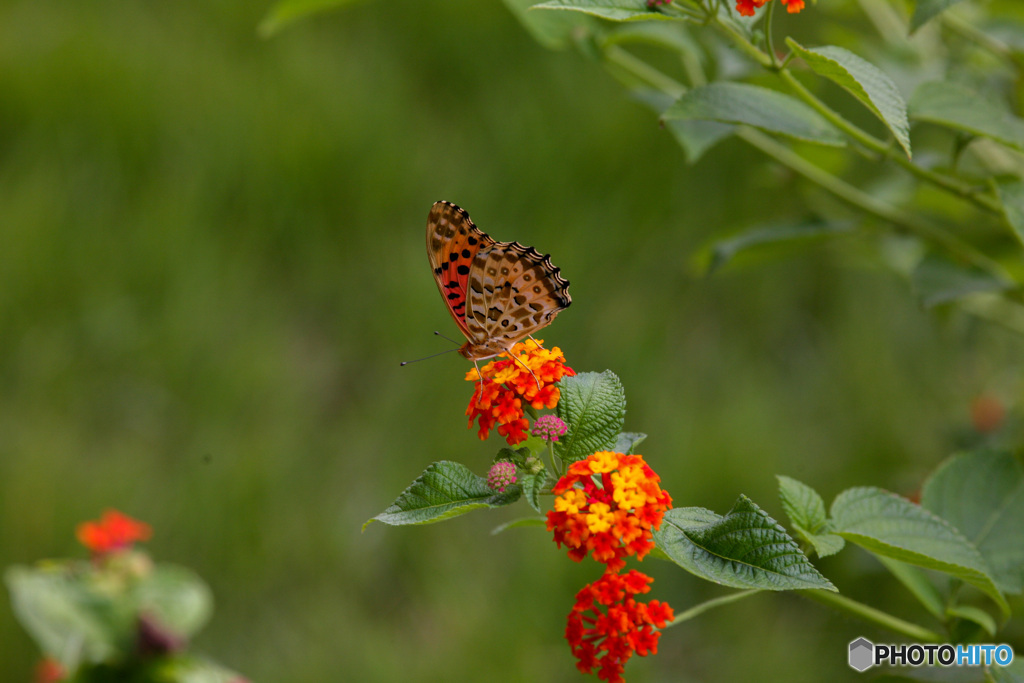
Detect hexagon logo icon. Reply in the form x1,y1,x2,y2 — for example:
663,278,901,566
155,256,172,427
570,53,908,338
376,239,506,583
849,637,874,672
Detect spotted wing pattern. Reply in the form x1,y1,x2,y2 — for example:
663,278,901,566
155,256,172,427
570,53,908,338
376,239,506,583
426,201,571,359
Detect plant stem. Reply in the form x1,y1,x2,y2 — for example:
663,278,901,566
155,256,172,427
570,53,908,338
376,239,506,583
666,589,761,627
942,12,1022,72
764,0,779,68
776,69,1002,214
735,128,1014,281
602,36,1014,284
802,589,945,643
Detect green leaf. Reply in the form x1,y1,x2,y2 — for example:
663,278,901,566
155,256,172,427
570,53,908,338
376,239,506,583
921,450,1024,594
612,431,646,454
910,82,1024,152
700,219,853,274
652,496,836,591
777,476,846,557
996,178,1024,247
946,604,997,637
830,487,1009,616
5,564,125,669
785,40,911,158
504,0,591,50
909,0,967,33
663,82,846,147
134,565,212,640
258,0,365,37
875,555,945,619
364,461,520,529
910,254,1011,308
555,371,626,463
989,658,1024,683
518,472,547,513
531,0,683,22
601,22,702,54
491,517,547,535
665,119,736,164
149,655,249,683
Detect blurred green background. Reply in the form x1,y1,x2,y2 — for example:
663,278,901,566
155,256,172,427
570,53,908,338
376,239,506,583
2,0,1022,680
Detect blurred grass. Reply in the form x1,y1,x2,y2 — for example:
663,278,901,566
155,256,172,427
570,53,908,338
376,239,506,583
1,0,1022,681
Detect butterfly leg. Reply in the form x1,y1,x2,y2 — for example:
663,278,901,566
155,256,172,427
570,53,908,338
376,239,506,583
509,349,541,391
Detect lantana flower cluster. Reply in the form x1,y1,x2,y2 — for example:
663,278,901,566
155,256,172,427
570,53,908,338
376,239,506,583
547,451,674,683
465,339,575,445
76,509,152,556
547,451,672,572
567,570,674,683
737,0,805,16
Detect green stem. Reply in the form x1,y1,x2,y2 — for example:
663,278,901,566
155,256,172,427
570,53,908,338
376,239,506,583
777,69,1002,214
712,18,774,68
604,45,686,99
602,31,1014,286
942,12,1022,72
666,589,761,627
736,127,1014,282
802,590,945,643
764,0,779,68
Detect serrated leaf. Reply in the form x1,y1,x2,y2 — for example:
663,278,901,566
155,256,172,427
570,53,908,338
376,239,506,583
519,472,547,513
491,517,547,535
555,371,626,463
612,432,646,454
921,450,1024,594
504,0,591,49
831,487,1008,616
909,0,967,33
996,178,1024,247
876,555,945,619
910,254,1010,308
652,496,836,591
364,461,520,529
910,82,1024,152
786,40,911,158
946,604,997,637
778,476,828,532
531,0,683,22
701,219,853,274
258,0,364,37
663,82,846,147
778,476,846,557
5,564,125,669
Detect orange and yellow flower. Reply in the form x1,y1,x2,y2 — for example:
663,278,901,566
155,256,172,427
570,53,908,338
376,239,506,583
566,569,674,683
76,510,151,556
465,339,575,445
547,451,672,572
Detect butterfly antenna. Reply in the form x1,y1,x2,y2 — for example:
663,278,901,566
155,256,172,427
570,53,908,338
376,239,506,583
434,331,461,346
400,348,459,366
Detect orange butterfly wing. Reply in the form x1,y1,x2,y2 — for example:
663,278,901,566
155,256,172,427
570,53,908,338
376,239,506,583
426,201,571,359
426,201,496,340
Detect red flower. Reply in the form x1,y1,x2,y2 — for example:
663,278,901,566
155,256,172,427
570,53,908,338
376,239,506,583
465,340,574,445
735,0,804,16
547,451,672,572
76,510,151,555
33,658,65,683
566,569,674,683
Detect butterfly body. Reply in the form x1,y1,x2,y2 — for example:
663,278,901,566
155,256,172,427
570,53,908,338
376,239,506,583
426,201,571,361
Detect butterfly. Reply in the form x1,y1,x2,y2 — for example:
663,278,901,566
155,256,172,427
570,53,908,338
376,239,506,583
427,200,571,361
